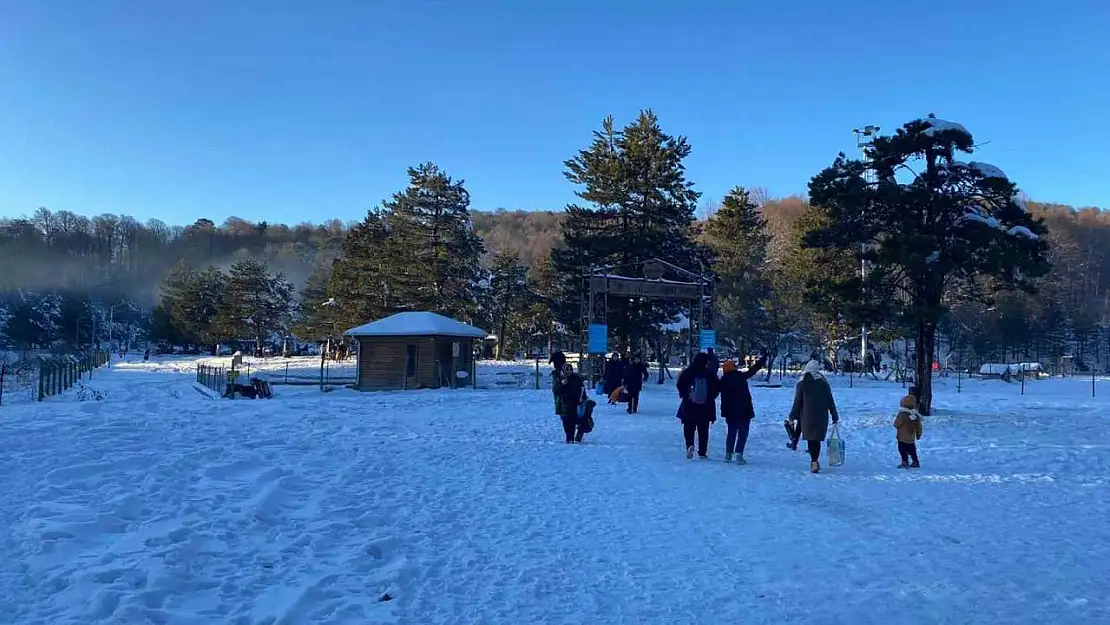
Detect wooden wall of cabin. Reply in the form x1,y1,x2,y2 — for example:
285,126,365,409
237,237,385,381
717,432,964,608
355,336,475,390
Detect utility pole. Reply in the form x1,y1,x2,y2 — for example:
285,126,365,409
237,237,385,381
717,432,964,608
853,124,880,374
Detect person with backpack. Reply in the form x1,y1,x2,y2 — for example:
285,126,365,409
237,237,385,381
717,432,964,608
676,352,720,459
622,354,649,414
555,363,588,443
719,350,768,464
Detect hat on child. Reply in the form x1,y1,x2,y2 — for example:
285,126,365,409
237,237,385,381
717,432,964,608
899,395,917,410
722,359,737,373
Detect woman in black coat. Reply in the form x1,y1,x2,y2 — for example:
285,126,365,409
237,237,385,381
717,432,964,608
718,352,768,464
676,352,720,459
622,354,649,414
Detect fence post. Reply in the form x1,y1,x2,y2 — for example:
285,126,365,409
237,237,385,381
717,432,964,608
38,365,44,401
0,361,5,407
535,358,540,390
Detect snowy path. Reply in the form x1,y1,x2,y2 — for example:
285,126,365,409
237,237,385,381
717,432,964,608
1,359,1108,624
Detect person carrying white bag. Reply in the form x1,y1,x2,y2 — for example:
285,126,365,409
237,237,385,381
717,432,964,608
786,360,841,473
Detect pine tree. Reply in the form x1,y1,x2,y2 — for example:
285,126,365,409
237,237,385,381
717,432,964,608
214,259,295,355
156,263,226,351
329,211,392,332
806,115,1051,414
552,111,703,348
383,163,485,321
488,249,531,358
294,262,337,340
703,186,771,354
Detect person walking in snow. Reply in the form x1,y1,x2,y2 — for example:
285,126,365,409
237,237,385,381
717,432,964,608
603,353,625,396
556,363,588,443
549,351,567,415
676,352,720,459
622,354,649,414
719,351,768,464
787,360,840,473
894,394,923,468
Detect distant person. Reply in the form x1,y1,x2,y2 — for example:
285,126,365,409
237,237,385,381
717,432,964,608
603,353,625,396
719,350,768,464
549,351,567,415
622,354,649,414
786,360,840,473
555,363,588,443
894,394,923,469
676,352,720,459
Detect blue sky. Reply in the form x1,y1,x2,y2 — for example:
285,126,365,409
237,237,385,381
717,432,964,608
1,0,1107,226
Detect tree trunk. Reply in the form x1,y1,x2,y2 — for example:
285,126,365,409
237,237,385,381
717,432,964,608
497,317,506,360
915,318,937,415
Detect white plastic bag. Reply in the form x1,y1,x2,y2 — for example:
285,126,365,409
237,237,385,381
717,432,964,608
827,423,845,467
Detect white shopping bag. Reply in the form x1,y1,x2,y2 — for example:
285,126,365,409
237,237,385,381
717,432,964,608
826,423,845,467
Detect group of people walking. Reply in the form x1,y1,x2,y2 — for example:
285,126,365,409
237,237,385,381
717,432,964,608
549,348,922,473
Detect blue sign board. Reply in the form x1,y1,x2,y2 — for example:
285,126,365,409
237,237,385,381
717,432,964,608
588,324,609,354
699,329,717,351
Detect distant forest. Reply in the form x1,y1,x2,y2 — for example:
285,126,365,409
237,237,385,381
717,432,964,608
2,197,1107,354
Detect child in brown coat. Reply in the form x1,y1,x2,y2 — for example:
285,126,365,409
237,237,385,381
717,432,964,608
894,395,923,468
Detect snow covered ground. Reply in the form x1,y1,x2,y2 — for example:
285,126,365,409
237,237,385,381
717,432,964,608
1,355,1108,624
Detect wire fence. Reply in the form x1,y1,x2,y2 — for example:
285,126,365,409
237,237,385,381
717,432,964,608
0,351,111,407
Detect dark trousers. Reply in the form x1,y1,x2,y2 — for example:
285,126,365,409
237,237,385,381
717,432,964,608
627,390,641,413
898,441,919,464
561,415,584,442
807,440,822,462
683,421,710,456
726,419,752,455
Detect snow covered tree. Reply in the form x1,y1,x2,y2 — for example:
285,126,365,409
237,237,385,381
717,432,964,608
214,258,295,355
3,290,63,350
806,115,1050,414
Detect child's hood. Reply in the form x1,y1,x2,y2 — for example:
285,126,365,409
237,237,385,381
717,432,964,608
897,408,922,421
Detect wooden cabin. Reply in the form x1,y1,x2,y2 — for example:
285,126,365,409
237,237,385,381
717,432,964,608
344,312,487,391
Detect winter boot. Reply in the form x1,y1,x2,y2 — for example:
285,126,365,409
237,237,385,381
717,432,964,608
724,452,733,463
686,446,695,460
898,462,909,469
736,455,747,465
810,460,820,474
910,460,920,469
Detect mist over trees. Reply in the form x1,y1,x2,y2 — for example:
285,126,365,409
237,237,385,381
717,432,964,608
2,113,1110,410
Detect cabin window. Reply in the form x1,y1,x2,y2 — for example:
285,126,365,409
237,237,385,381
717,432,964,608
406,345,417,377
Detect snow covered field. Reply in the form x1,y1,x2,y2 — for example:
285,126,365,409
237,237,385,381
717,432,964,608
1,356,1108,624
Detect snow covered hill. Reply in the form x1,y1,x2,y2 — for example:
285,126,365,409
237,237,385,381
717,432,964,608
1,356,1107,623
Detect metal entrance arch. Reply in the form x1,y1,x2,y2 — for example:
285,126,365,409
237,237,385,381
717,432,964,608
579,258,715,383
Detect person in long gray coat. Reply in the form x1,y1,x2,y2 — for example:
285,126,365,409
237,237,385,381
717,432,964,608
787,360,840,473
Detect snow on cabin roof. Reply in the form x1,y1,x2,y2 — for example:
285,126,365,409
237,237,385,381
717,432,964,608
344,311,488,338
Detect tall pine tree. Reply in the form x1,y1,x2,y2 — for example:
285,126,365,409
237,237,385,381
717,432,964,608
703,186,771,355
213,259,295,355
552,110,703,348
488,248,531,358
328,211,393,332
383,163,485,321
806,115,1050,414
